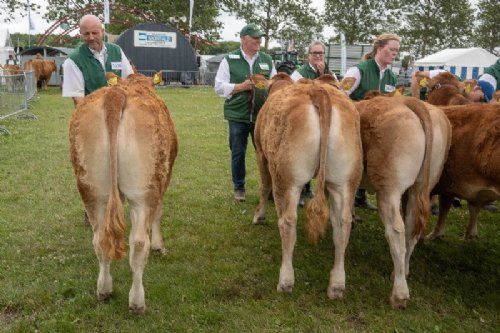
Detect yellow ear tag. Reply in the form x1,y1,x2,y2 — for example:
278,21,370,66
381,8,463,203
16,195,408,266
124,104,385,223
254,82,265,90
108,76,118,86
342,82,351,91
465,84,471,93
419,78,428,87
394,90,402,96
153,73,161,85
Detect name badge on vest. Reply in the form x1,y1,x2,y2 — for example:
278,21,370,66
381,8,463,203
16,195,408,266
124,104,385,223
228,54,240,59
111,62,122,70
259,63,270,71
384,84,395,92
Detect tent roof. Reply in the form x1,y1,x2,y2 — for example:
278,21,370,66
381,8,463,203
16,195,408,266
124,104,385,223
0,28,12,48
415,48,498,67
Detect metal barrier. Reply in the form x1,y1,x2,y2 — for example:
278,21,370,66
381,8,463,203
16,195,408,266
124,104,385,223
0,70,37,135
136,70,217,87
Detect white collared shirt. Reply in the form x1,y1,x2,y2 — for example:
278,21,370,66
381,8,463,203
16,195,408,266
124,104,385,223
214,48,277,99
62,44,134,97
343,59,390,96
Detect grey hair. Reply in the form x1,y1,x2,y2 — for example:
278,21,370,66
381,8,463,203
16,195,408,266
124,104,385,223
308,41,326,54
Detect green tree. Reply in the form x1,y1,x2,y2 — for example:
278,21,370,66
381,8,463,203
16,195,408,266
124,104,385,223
0,0,40,22
474,0,500,55
225,0,323,51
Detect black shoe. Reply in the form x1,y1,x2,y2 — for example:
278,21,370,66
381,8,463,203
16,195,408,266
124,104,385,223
483,202,498,212
298,197,305,207
234,190,246,202
452,198,462,208
431,203,439,216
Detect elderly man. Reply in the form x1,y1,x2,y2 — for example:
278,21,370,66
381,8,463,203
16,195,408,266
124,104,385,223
214,23,276,202
62,14,134,106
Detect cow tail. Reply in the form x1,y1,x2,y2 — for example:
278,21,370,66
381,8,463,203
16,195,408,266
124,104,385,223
305,86,332,244
404,97,433,238
100,87,127,260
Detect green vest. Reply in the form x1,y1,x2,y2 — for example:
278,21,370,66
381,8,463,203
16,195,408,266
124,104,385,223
484,59,500,90
297,63,329,79
350,58,397,101
223,49,273,123
69,42,122,96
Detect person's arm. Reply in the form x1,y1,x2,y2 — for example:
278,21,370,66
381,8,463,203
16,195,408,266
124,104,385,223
62,58,85,106
119,49,134,78
475,73,497,102
290,70,303,82
342,67,361,95
214,58,253,98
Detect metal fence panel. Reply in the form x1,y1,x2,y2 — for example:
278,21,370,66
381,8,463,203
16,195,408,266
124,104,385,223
0,70,36,122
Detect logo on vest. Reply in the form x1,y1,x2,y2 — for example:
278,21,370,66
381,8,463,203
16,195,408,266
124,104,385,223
384,84,395,92
111,62,122,70
228,54,240,59
259,63,270,70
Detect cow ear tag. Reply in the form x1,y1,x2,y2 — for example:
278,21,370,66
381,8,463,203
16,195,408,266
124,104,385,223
254,82,265,90
419,78,428,87
108,76,118,86
153,73,162,85
342,81,351,91
394,90,402,96
465,83,471,93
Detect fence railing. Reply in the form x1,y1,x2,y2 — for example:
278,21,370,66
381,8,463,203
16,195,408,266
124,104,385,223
0,70,36,135
136,70,217,87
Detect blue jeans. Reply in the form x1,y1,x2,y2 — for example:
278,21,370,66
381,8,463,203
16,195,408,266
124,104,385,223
228,121,255,191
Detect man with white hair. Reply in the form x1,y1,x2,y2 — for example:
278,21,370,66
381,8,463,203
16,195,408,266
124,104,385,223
62,14,134,106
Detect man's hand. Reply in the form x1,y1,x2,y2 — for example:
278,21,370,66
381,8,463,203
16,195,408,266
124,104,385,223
233,79,254,94
316,62,325,75
468,86,484,102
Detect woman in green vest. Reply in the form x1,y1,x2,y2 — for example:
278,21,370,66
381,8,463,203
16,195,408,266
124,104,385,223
343,33,400,211
291,41,336,82
343,33,400,101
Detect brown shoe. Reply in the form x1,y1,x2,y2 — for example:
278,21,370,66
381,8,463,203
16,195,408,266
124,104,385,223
234,190,246,202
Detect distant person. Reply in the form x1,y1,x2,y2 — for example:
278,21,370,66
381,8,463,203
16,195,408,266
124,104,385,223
214,23,276,202
62,14,134,107
6,54,17,65
342,33,401,211
291,41,336,81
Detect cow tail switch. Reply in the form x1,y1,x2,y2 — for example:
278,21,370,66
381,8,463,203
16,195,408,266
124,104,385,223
305,86,332,244
101,87,127,260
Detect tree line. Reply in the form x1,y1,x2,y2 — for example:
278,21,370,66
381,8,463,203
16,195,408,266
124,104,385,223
2,0,498,56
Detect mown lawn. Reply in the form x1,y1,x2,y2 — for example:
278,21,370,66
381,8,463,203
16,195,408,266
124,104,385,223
0,87,498,332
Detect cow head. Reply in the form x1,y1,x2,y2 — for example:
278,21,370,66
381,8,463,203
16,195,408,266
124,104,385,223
339,77,357,92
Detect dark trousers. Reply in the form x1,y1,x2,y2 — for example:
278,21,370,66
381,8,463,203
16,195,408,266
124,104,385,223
229,120,255,191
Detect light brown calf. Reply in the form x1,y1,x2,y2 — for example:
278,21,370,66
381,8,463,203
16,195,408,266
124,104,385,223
23,58,57,93
355,96,451,308
427,103,499,240
69,74,178,314
253,78,363,300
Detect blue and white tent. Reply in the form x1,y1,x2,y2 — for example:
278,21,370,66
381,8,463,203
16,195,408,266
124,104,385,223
415,48,498,80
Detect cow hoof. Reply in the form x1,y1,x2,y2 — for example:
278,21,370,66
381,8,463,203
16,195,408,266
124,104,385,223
129,304,146,315
327,287,344,300
152,247,167,256
390,295,408,309
425,232,444,241
97,292,112,301
252,216,265,225
277,283,293,293
463,234,478,242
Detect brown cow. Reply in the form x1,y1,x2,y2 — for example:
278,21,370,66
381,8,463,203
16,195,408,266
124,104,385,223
252,78,363,301
23,58,57,93
69,73,178,314
355,96,451,308
427,103,499,240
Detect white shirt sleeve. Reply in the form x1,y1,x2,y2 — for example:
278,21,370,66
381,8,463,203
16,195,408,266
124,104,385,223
270,65,277,78
290,70,303,82
62,58,85,98
429,69,447,79
119,49,134,78
214,58,236,99
343,66,361,96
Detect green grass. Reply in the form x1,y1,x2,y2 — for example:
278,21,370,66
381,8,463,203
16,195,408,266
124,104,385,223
0,87,498,332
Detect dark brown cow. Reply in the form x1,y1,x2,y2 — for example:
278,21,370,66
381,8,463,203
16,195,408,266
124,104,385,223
427,103,500,240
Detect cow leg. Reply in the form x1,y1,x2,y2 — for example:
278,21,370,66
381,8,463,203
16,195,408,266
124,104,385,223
327,184,353,300
402,190,423,277
378,193,409,309
128,203,152,314
425,195,453,240
150,202,166,255
464,203,481,240
253,152,272,224
89,204,114,300
276,187,300,293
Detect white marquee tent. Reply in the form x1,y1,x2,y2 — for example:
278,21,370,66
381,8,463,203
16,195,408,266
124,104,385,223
415,47,498,79
0,28,15,65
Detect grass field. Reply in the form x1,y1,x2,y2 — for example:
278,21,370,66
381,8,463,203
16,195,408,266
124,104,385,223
0,87,498,332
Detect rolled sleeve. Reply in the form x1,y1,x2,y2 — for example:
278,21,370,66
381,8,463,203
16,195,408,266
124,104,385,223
120,49,134,78
62,58,85,98
343,66,361,96
214,58,236,98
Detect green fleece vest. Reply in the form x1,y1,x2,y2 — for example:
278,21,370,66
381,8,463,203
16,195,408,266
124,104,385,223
297,63,329,79
351,58,397,101
484,59,500,90
223,49,273,123
69,42,122,95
